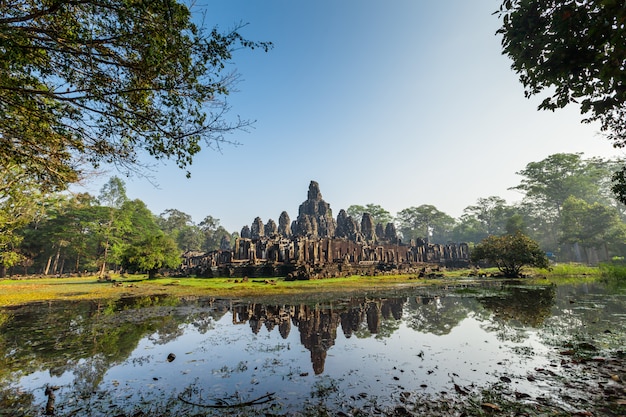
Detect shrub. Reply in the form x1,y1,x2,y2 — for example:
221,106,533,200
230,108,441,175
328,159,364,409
471,232,549,278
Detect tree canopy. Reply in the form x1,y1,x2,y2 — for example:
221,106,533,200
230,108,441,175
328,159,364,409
121,232,180,279
0,164,46,276
396,205,456,244
4,175,238,277
471,232,550,278
508,153,623,253
462,196,513,236
346,204,393,227
559,196,626,262
511,153,608,216
4,151,626,276
0,0,271,192
495,1,626,202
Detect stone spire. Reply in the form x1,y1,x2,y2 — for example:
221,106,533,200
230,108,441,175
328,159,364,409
293,181,336,238
336,209,361,241
308,180,322,200
361,213,377,242
385,222,399,243
250,217,264,239
265,219,278,237
278,211,292,237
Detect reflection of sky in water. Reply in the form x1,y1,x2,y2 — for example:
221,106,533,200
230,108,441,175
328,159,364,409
324,314,550,399
8,282,626,413
19,309,550,409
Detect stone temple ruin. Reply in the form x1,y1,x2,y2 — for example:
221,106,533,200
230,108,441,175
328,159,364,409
181,181,470,278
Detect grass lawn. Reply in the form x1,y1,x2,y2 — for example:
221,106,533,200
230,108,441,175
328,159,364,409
0,274,442,306
0,263,607,307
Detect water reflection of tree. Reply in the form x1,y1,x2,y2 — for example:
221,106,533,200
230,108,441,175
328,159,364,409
0,383,34,414
351,299,403,339
230,295,477,373
543,282,626,349
478,284,556,327
231,303,293,338
0,296,216,413
405,296,475,335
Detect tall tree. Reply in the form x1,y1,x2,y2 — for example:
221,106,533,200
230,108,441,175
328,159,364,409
462,196,515,237
0,0,271,192
121,232,180,279
495,1,626,202
118,199,161,245
112,198,164,270
157,209,198,251
177,225,203,252
32,193,100,275
559,196,626,262
0,164,44,276
20,193,165,275
601,158,626,214
450,215,486,244
346,204,393,227
96,177,130,276
511,153,617,252
396,205,456,244
198,216,231,251
511,153,606,216
452,197,522,244
158,209,193,235
61,194,101,274
505,213,527,235
98,177,128,209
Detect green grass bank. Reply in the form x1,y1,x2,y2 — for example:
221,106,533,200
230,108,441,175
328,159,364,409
1,263,621,307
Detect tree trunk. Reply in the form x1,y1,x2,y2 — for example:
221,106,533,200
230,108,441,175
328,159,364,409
44,255,52,275
52,246,61,275
573,242,582,263
99,239,109,278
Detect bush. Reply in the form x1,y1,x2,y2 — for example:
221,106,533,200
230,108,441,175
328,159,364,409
599,261,626,280
471,232,549,278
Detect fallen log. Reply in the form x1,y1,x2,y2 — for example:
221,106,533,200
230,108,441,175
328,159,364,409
178,392,275,408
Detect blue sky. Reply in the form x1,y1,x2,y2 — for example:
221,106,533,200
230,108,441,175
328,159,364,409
80,0,621,233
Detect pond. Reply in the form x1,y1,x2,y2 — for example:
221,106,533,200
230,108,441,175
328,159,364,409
0,278,624,416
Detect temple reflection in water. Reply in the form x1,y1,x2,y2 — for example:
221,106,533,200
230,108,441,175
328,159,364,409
0,282,565,417
231,298,405,374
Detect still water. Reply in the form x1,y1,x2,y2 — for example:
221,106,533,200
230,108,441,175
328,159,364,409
0,279,624,415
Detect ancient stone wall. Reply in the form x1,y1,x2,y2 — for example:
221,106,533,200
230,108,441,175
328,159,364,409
180,180,471,278
182,235,469,278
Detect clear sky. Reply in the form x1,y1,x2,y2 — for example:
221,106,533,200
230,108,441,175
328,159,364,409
79,0,622,233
